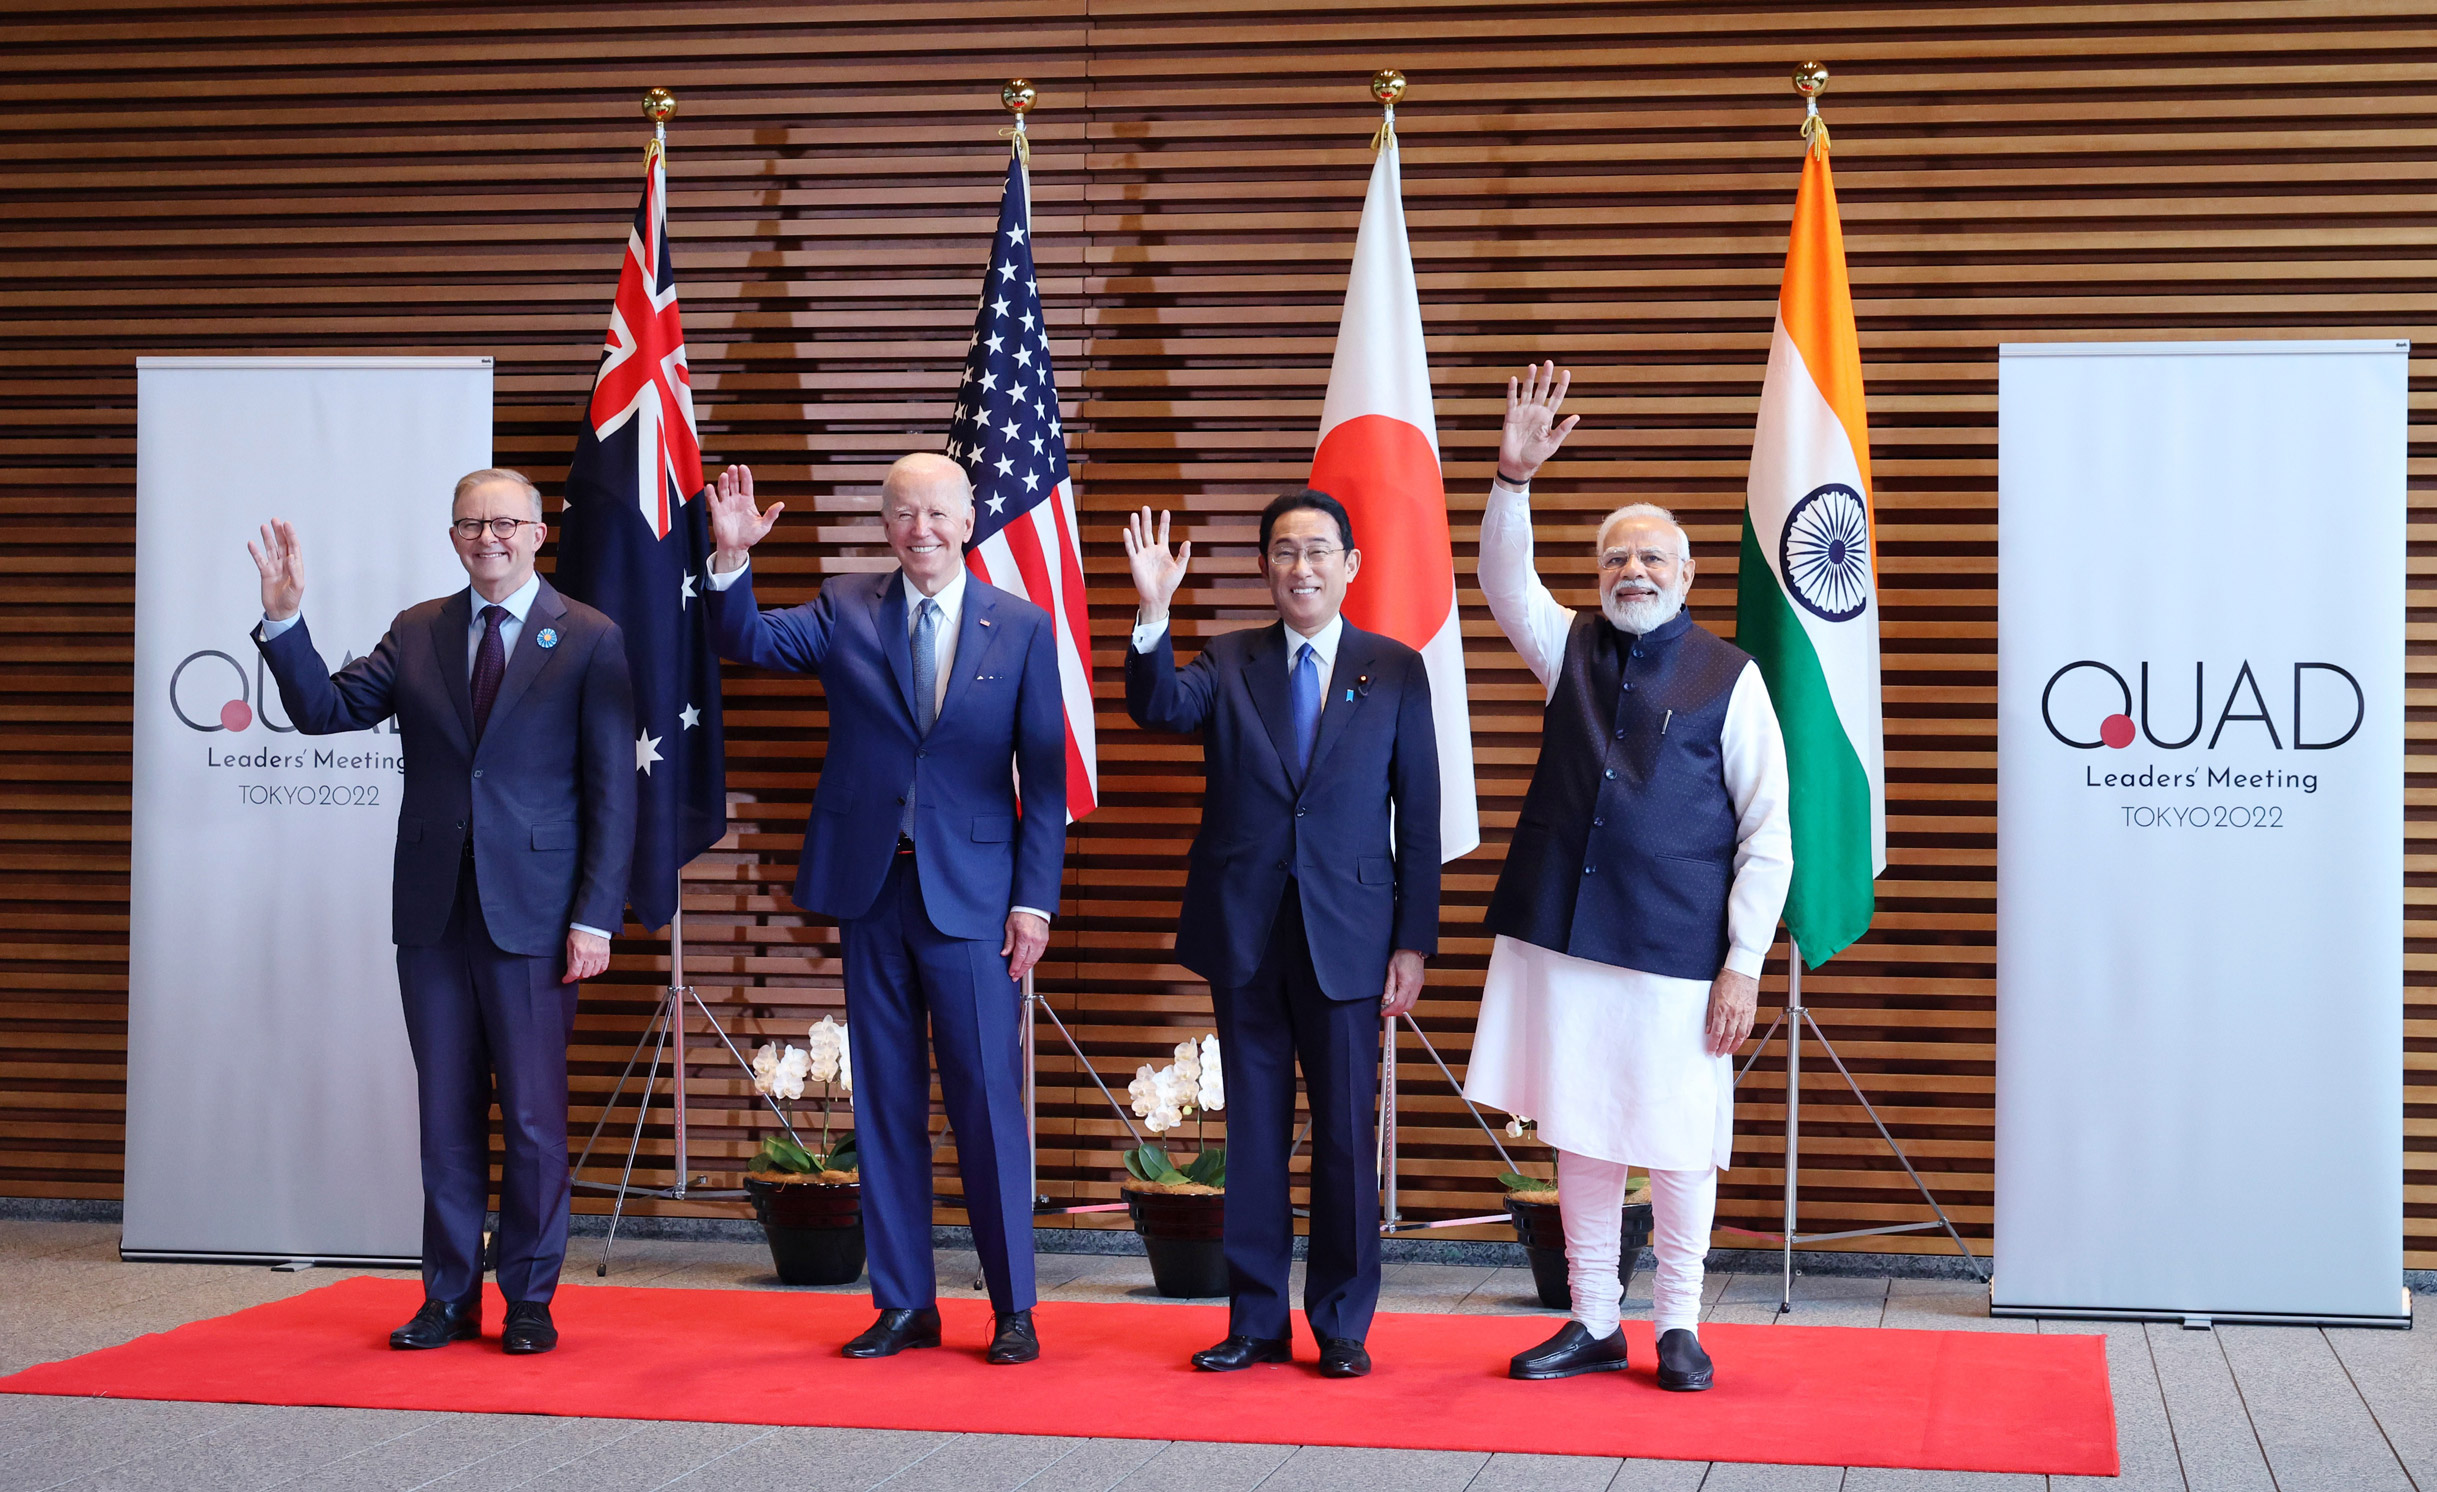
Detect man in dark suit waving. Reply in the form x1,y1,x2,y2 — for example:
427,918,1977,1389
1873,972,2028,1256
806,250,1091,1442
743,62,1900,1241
1123,489,1440,1379
702,453,1065,1367
249,467,637,1357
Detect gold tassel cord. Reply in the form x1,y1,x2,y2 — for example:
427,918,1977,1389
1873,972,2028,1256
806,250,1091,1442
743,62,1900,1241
1371,108,1396,152
999,122,1031,165
1800,111,1831,155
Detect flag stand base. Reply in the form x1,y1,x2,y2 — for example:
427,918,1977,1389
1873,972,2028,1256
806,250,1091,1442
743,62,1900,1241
570,906,806,1276
1725,940,1986,1314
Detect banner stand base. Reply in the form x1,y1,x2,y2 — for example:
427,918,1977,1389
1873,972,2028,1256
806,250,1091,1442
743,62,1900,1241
1990,1296,2413,1331
118,1249,420,1270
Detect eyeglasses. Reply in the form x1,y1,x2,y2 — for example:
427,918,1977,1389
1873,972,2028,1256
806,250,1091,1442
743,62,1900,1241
451,517,543,541
1599,547,1678,572
1264,543,1343,568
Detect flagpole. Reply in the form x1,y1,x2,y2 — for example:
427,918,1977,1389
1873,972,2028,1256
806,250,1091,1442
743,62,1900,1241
1362,66,1408,1231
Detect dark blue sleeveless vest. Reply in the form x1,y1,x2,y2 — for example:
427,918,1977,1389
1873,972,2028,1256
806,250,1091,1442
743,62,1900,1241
1483,609,1751,981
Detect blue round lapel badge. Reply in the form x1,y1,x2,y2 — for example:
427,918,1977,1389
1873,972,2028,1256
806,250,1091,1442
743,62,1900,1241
536,626,559,650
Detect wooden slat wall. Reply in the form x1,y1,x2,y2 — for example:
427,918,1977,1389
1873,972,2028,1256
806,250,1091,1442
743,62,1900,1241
3,1,2430,1265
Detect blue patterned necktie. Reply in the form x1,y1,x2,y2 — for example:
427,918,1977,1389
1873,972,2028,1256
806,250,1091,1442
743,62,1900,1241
903,598,939,837
1291,640,1319,776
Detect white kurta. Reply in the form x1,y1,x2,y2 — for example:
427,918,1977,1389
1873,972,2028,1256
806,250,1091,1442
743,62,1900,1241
1460,481,1794,1172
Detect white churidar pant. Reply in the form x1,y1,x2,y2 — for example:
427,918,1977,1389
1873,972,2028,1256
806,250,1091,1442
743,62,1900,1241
1556,1150,1716,1339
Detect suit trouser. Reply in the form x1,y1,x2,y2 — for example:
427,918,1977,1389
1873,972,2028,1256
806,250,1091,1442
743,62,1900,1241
1211,884,1382,1343
841,850,1036,1314
394,863,578,1306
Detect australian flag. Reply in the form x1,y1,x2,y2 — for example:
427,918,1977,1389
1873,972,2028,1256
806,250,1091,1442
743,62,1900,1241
552,142,725,933
947,155,1098,816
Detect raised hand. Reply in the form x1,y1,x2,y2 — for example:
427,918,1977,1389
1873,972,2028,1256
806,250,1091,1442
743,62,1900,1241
1122,506,1192,623
707,464,783,573
248,519,306,621
1497,360,1581,488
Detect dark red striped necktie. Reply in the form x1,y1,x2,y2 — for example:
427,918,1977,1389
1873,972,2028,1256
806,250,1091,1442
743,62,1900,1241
470,604,509,738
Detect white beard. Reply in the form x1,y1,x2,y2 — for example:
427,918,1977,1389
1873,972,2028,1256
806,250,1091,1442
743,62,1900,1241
1603,578,1686,635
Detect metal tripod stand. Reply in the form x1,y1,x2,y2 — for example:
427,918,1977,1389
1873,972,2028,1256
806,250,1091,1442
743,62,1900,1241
569,907,809,1274
1729,940,1986,1312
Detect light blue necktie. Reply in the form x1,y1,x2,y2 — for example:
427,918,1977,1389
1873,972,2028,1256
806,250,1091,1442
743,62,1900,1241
1291,641,1319,777
903,597,939,836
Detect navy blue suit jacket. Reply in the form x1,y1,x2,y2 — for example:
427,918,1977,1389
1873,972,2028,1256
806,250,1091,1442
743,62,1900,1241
254,579,639,958
706,565,1066,939
1126,619,1440,1002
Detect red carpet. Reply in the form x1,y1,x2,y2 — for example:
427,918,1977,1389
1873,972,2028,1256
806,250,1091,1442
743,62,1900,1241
0,1277,2116,1475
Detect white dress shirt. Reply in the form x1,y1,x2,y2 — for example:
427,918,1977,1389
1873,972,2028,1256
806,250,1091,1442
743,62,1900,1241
261,574,610,941
708,560,1043,924
1129,609,1344,708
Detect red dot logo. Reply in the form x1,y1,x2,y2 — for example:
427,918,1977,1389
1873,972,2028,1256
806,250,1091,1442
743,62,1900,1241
219,699,253,732
2099,713,2136,749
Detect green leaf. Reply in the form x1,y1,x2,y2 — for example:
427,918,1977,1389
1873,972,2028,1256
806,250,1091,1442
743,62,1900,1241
1123,1143,1169,1183
758,1137,817,1174
1183,1147,1225,1186
1497,1171,1546,1192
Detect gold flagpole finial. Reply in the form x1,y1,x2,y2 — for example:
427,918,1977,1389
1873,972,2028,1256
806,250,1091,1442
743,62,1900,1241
641,87,676,164
1370,69,1406,151
1791,62,1830,153
1001,79,1036,165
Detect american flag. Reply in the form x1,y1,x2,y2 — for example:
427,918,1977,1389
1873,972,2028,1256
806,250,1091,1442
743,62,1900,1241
553,139,726,932
948,155,1098,818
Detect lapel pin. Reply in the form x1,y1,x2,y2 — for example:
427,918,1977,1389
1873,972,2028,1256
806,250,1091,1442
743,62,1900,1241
1355,672,1373,698
536,626,559,650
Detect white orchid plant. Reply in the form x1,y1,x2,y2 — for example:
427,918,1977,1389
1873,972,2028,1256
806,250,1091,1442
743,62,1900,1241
748,1015,857,1179
1494,1113,1646,1202
1122,1033,1226,1189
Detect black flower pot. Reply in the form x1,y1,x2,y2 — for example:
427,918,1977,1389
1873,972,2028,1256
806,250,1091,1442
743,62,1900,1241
1505,1194,1654,1311
744,1174,866,1287
1126,1188,1229,1299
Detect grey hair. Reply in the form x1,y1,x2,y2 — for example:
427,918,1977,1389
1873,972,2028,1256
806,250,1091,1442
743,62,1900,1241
884,450,975,514
1596,503,1691,563
453,467,543,521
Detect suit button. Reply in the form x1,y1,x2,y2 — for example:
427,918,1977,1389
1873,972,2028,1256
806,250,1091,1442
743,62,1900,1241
472,768,484,779
1584,865,1596,875
917,749,928,759
1593,817,1605,827
896,795,906,805
1621,682,1635,692
1604,768,1616,780
1275,860,1289,870
454,821,465,832
1614,729,1625,740
1296,807,1307,817
1632,647,1644,658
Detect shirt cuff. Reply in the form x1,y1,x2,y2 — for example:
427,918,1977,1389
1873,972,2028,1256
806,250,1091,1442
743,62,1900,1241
1722,944,1767,980
259,613,301,640
704,559,747,590
1009,906,1051,923
1130,612,1169,654
569,923,613,940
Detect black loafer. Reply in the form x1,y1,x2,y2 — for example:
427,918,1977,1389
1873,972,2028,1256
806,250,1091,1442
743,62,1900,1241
389,1295,481,1350
1509,1320,1631,1380
843,1306,942,1359
1191,1334,1292,1372
1317,1336,1372,1378
986,1308,1039,1365
501,1300,558,1355
1655,1327,1714,1391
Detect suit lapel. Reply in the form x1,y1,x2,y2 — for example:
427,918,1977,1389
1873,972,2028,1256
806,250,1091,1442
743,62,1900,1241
1306,625,1378,782
874,572,919,722
936,580,1000,726
478,579,564,745
1240,623,1303,788
432,590,475,743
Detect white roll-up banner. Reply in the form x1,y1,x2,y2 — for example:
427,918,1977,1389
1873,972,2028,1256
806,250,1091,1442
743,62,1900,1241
125,357,492,1264
1995,340,2407,1324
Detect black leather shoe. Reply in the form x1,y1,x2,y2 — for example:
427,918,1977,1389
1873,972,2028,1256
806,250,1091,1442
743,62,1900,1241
389,1295,480,1350
986,1308,1039,1365
1317,1336,1372,1378
1191,1334,1292,1372
1655,1327,1714,1391
1509,1320,1631,1380
843,1306,942,1358
501,1300,558,1355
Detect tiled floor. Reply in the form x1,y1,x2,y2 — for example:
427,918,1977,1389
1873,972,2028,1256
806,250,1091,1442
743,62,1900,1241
0,1218,2429,1491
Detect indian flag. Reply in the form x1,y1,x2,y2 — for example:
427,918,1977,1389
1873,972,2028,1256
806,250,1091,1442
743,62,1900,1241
1735,129,1886,965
